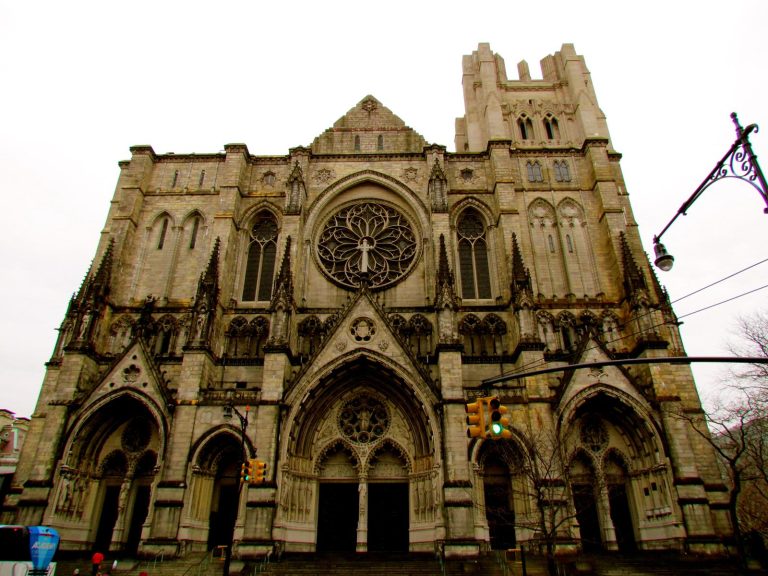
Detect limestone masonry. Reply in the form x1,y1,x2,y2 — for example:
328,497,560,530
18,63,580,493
3,43,730,559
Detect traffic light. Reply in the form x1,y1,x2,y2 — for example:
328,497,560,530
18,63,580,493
488,397,511,439
250,458,267,484
240,460,252,484
466,398,487,438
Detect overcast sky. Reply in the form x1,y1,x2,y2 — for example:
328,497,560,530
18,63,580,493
1,1,766,418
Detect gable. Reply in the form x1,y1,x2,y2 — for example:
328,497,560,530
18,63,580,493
311,95,427,154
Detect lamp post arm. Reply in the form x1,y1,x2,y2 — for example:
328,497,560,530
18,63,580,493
653,112,768,243
655,113,768,245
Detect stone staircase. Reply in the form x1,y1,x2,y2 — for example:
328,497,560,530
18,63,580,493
54,552,220,576
585,553,760,576
51,551,762,576
258,552,506,576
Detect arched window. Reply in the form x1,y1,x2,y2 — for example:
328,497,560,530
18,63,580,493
354,135,361,151
518,115,534,140
242,212,278,302
189,216,201,249
459,314,484,354
457,208,491,299
226,317,249,357
527,161,543,182
377,135,384,150
484,314,507,355
198,170,206,187
157,217,169,250
249,316,269,357
543,114,560,140
554,160,571,182
408,314,433,357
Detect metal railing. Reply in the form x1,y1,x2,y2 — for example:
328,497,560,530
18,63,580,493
434,540,446,576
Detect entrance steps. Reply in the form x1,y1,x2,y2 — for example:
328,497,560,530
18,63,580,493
584,553,757,576
258,552,506,576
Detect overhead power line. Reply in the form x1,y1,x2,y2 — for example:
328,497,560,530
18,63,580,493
481,356,768,386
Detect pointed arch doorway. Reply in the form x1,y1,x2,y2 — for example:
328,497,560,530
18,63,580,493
57,395,162,554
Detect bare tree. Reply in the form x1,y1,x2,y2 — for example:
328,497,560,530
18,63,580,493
471,430,580,576
672,310,768,570
729,311,768,395
676,395,759,571
521,430,575,576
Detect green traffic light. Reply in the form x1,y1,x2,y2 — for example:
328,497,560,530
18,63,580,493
491,422,503,434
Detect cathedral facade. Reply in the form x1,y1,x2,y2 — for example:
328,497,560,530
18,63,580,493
4,44,731,559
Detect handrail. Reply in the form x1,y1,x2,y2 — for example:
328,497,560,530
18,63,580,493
492,550,509,576
178,550,213,576
434,540,446,576
153,553,164,572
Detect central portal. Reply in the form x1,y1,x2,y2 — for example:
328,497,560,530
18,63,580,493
317,483,359,552
368,483,409,552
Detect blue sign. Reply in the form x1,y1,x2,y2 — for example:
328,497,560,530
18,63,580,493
27,527,59,572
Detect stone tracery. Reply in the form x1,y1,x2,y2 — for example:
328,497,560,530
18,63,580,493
316,202,418,290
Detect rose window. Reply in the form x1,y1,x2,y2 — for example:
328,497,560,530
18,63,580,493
317,202,418,290
338,396,389,444
122,417,152,453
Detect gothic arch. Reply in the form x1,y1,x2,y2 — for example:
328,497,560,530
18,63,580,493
283,349,439,463
237,201,283,231
453,203,496,301
188,425,257,467
314,438,360,476
364,438,412,475
65,389,169,469
98,449,128,477
305,170,430,238
602,447,633,475
451,196,495,227
556,384,666,467
180,210,207,251
528,198,556,225
237,208,281,303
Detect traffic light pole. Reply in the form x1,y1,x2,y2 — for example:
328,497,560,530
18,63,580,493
224,403,250,576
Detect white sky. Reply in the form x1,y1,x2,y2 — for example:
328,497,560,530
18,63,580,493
1,1,766,418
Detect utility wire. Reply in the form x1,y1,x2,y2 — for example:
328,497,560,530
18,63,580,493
677,284,768,320
487,256,768,382
670,257,768,305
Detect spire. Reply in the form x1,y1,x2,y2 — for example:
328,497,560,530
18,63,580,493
510,233,532,299
437,233,453,285
72,238,114,309
64,239,115,352
267,237,295,348
186,238,220,350
620,232,647,295
85,238,114,305
271,236,295,311
200,237,221,291
647,252,670,306
434,234,459,310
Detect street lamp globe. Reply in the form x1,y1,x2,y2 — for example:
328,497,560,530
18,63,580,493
653,241,675,272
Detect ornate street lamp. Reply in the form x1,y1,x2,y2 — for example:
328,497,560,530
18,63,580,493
653,113,768,271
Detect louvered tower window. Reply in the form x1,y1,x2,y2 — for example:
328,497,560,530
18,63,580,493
242,212,278,302
457,208,491,299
